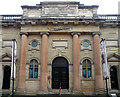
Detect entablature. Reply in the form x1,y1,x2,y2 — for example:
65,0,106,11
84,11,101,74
0,14,120,27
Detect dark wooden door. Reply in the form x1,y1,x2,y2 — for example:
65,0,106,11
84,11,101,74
2,66,11,89
52,67,69,89
52,57,69,89
110,67,118,89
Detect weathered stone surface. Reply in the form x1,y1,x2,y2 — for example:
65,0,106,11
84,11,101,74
0,21,2,90
0,1,120,95
21,1,98,18
93,34,104,92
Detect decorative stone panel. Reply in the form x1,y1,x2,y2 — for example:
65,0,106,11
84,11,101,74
52,40,68,49
28,39,40,51
80,39,92,51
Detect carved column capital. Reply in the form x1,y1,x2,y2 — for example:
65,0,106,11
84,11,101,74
20,32,28,36
71,32,81,36
92,32,101,36
40,32,49,36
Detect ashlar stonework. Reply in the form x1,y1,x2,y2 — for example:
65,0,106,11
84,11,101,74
0,1,120,96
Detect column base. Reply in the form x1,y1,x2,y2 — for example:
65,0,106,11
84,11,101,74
39,88,48,94
95,93,108,97
38,92,48,94
72,89,84,95
16,88,26,94
95,88,105,95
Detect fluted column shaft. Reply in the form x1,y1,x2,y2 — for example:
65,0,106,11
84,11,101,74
40,32,49,92
18,32,28,92
93,33,104,92
72,32,81,92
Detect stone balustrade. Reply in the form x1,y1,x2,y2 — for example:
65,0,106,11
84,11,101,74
0,15,22,21
0,14,120,21
97,14,120,20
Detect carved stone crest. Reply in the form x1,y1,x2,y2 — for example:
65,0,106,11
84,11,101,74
47,26,71,31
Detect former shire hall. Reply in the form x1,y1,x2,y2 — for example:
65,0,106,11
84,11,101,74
0,1,120,96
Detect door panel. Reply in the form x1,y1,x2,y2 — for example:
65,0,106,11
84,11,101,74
2,66,11,89
110,67,118,89
52,67,69,89
52,68,59,89
52,57,69,89
61,68,68,89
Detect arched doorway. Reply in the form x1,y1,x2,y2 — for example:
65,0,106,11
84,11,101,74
2,66,11,89
110,66,118,89
52,57,69,89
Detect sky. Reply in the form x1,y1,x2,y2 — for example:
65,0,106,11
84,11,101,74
0,0,120,15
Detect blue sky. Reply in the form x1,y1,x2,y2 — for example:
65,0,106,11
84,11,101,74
0,0,120,15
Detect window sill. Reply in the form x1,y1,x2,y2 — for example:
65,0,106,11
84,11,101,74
26,78,40,81
81,78,94,81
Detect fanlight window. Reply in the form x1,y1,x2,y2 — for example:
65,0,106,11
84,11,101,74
82,59,91,78
29,59,38,78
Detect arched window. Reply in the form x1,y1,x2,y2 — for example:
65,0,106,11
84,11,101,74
29,59,38,78
82,59,91,78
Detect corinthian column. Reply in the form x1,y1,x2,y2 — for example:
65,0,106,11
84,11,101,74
18,32,28,92
40,32,49,92
72,32,81,93
93,32,104,93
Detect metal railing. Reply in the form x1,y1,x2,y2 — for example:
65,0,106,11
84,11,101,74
0,15,22,20
97,14,120,20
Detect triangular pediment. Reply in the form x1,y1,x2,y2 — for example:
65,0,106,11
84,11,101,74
0,53,12,62
107,53,120,62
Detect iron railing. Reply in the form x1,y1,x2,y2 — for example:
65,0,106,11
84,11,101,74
97,14,120,20
0,15,22,20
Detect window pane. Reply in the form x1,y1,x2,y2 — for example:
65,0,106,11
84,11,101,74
83,68,86,78
35,65,38,68
30,59,38,79
87,60,91,68
83,41,89,47
32,60,38,65
29,68,33,78
88,68,91,78
32,41,38,47
82,60,86,67
30,65,33,68
34,68,38,78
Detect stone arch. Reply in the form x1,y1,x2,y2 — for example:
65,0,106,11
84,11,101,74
28,57,40,64
50,55,71,65
80,57,93,65
52,57,69,67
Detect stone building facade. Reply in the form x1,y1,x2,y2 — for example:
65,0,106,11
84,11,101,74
0,1,120,95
